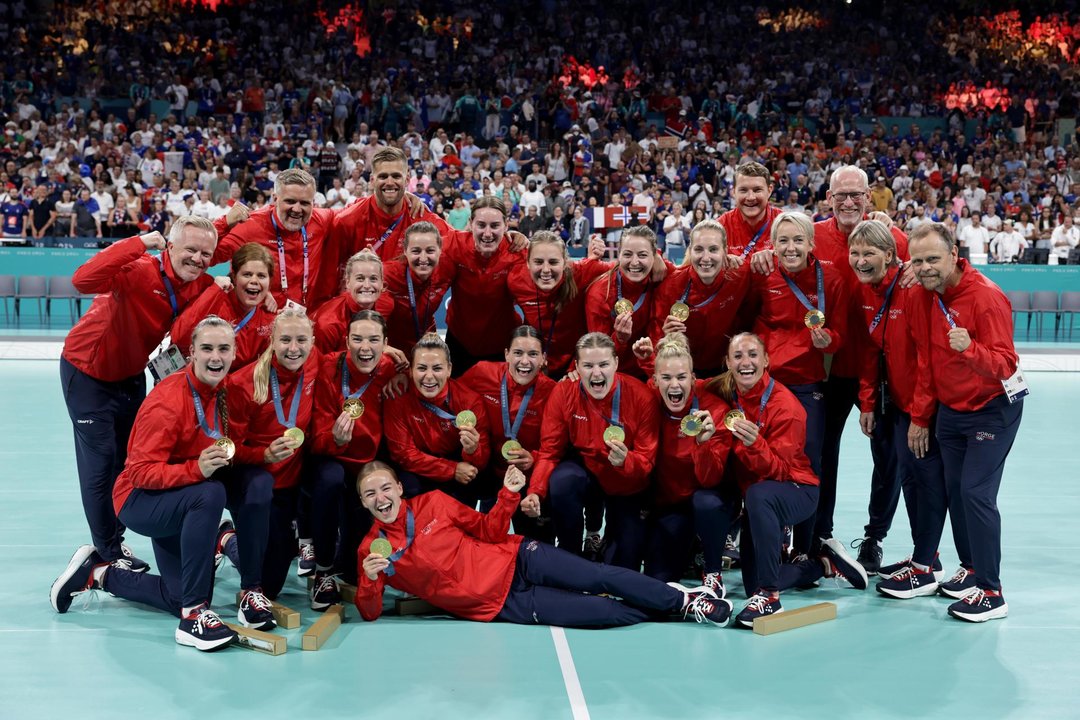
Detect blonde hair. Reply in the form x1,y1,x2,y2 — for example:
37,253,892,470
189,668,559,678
411,331,451,364
528,230,577,312
770,210,814,246
681,219,728,267
356,459,398,499
654,332,692,365
273,167,316,197
168,214,217,246
575,331,616,360
706,332,767,401
343,248,384,290
252,308,313,404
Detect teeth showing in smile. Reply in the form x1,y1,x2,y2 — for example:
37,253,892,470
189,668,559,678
738,369,755,376
515,364,532,375
377,502,392,513
667,389,685,403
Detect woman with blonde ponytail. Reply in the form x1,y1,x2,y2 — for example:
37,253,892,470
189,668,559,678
311,248,394,354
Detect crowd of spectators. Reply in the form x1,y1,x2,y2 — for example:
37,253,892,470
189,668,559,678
1,0,1079,262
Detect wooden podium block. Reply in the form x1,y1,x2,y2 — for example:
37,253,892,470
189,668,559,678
339,582,357,605
394,596,439,616
753,602,836,636
224,622,287,655
235,592,300,629
302,604,344,651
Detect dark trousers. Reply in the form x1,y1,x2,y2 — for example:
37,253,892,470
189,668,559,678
225,485,301,599
548,460,647,570
474,468,555,543
865,405,919,543
495,540,684,627
935,395,1023,591
740,481,820,594
398,469,491,509
305,456,372,582
111,467,273,615
816,374,859,543
692,487,741,574
788,382,826,553
60,357,145,561
907,417,949,568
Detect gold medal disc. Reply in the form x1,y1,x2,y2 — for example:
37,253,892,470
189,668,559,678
670,302,691,322
455,410,477,429
343,398,365,419
614,299,634,316
804,309,825,329
501,439,523,460
680,414,703,437
723,410,745,431
370,538,393,558
215,437,236,460
603,425,626,444
284,426,305,446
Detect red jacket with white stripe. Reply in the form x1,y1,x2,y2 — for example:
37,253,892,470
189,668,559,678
651,380,733,507
65,235,213,381
329,195,450,263
719,205,781,256
170,285,275,371
311,291,395,355
442,232,527,358
585,271,658,377
853,264,920,416
382,259,453,356
311,352,397,474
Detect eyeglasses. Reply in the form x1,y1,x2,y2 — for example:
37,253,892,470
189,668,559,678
832,191,867,203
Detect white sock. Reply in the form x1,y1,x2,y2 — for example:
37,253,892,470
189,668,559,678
299,537,313,547
912,561,930,571
182,604,203,618
92,564,108,587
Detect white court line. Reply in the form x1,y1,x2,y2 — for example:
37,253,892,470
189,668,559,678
550,626,590,720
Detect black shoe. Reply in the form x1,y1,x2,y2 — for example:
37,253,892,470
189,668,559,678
113,543,151,574
50,545,107,613
310,571,341,612
853,537,883,575
176,605,236,651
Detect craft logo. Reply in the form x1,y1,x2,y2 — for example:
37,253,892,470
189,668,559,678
572,414,588,421
421,519,438,535
975,431,996,442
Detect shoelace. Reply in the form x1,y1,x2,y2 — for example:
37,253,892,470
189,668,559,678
687,596,716,624
745,594,774,613
947,568,971,585
889,565,916,581
961,588,987,606
703,572,722,589
243,590,273,613
314,574,340,595
299,544,315,562
195,608,226,633
120,544,137,560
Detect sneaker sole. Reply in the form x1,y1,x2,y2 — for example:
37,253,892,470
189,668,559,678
737,606,783,629
237,608,277,632
948,603,1008,623
175,628,236,651
939,585,977,599
50,545,97,613
824,542,869,590
704,599,735,627
876,580,940,599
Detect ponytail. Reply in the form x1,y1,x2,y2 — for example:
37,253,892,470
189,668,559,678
253,307,313,404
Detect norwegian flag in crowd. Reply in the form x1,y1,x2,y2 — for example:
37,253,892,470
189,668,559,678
590,205,649,228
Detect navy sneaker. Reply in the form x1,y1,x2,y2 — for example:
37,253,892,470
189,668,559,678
736,592,782,628
948,588,1008,623
50,545,107,613
939,567,977,599
684,592,734,627
112,543,150,574
853,537,883,575
175,605,236,651
583,533,604,563
310,571,341,612
297,541,316,578
722,532,741,570
821,538,869,590
215,519,236,571
238,588,277,631
702,571,726,599
878,554,945,582
876,563,940,599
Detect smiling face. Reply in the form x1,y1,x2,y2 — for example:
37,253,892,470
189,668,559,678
405,232,441,282
734,174,771,226
909,231,958,294
504,335,545,385
577,346,618,400
412,348,451,399
347,318,386,374
373,159,407,212
168,225,217,283
191,325,235,386
655,355,694,413
727,335,768,393
772,218,812,273
471,207,507,259
359,468,404,524
272,316,313,372
529,242,566,291
827,170,870,233
688,228,726,284
848,241,893,285
618,235,655,283
232,259,271,308
346,259,383,309
274,182,315,232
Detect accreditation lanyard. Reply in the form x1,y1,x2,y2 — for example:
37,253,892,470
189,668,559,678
868,271,900,335
406,270,430,340
740,221,768,258
379,507,414,577
612,272,647,317
157,255,178,318
935,296,956,329
233,306,257,334
500,374,534,441
736,378,775,428
269,367,304,430
781,262,825,317
667,395,698,422
187,377,223,440
270,212,309,304
340,356,375,401
372,214,404,254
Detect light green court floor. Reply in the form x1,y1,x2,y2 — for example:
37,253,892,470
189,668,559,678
2,360,1078,720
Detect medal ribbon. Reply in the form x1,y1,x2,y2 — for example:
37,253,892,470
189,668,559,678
270,212,309,304
378,507,414,577
157,255,178,318
603,382,622,427
781,261,825,317
269,367,304,429
500,374,534,441
668,394,698,421
612,272,647,317
340,355,375,401
679,280,722,310
740,221,768,258
736,378,775,428
186,376,222,440
420,388,457,422
868,270,900,335
233,305,257,333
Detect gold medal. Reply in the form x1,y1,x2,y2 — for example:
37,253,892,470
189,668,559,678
501,440,523,460
455,410,477,428
680,414,703,437
283,426,305,446
343,398,365,419
603,425,626,444
804,309,825,329
670,302,691,322
614,298,634,316
723,410,745,431
215,437,236,460
370,538,393,558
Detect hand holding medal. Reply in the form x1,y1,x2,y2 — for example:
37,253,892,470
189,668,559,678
681,410,716,444
726,412,759,447
456,410,480,454
198,441,232,478
603,425,628,467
